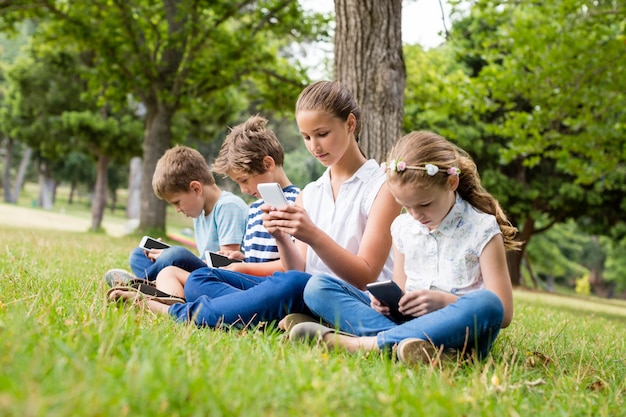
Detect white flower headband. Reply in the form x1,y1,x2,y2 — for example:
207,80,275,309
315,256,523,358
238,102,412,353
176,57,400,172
380,159,461,176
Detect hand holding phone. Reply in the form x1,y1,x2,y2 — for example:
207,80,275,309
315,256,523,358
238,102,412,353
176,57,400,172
139,236,171,251
257,182,289,209
366,281,412,322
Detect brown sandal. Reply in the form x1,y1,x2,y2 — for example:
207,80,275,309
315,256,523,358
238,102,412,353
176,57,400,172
107,282,185,305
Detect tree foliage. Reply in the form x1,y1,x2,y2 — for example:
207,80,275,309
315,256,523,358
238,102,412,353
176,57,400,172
403,0,626,286
0,0,330,233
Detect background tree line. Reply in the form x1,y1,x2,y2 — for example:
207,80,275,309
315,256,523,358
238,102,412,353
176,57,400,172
0,0,624,296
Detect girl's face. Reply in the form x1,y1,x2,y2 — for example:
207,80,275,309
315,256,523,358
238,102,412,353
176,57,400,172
388,178,458,231
296,110,353,168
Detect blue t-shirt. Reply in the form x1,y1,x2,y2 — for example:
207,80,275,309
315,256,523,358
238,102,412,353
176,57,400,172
243,184,300,263
193,191,249,259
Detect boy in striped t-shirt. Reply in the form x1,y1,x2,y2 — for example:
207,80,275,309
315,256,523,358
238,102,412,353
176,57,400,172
211,114,299,273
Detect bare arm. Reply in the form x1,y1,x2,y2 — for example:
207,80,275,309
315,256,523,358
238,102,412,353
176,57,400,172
219,243,241,254
479,234,514,328
266,184,401,290
392,246,408,291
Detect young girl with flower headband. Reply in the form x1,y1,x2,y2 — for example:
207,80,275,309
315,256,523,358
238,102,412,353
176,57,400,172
289,130,521,365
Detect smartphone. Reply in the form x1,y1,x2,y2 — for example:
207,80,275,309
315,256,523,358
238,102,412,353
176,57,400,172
139,236,171,251
205,251,243,268
257,182,289,209
366,281,412,322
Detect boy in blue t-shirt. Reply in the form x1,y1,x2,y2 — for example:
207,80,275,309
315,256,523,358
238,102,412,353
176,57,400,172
106,146,248,285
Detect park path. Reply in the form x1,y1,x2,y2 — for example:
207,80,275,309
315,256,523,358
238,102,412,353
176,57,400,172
0,203,128,237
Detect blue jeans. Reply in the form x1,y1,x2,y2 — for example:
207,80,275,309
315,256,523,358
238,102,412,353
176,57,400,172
167,267,312,328
128,246,206,281
303,274,504,358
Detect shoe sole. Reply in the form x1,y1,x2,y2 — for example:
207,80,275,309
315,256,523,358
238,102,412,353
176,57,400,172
280,313,320,332
107,284,185,306
397,338,439,366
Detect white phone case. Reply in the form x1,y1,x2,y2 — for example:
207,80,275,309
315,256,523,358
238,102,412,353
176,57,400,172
257,182,289,209
139,236,170,250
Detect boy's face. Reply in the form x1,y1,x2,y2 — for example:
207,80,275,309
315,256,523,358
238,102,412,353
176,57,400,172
228,170,276,199
163,189,205,218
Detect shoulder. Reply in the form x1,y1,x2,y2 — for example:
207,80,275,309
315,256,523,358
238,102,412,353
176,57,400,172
458,199,500,245
463,199,498,228
217,191,247,205
215,191,249,214
283,184,300,203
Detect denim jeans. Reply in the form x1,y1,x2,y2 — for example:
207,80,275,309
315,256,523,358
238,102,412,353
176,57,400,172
128,246,207,281
167,267,312,328
303,274,504,358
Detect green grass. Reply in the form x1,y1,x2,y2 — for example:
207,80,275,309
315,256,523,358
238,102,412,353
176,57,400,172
1,226,625,416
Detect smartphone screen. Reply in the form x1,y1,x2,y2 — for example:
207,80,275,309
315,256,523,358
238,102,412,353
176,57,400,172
366,281,412,322
205,251,243,268
139,236,170,250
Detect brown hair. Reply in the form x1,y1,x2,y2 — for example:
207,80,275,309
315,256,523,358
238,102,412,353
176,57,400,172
295,80,362,143
212,114,285,176
152,145,215,199
386,131,521,251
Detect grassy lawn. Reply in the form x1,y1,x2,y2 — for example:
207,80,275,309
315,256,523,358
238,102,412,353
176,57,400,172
1,225,625,416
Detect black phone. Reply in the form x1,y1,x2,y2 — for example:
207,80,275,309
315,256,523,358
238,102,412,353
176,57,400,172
139,236,171,251
366,281,412,322
205,251,243,268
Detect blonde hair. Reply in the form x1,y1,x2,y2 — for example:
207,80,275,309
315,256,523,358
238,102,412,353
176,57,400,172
386,131,521,251
213,115,285,176
152,146,215,199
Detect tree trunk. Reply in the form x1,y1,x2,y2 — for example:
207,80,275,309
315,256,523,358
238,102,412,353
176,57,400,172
508,216,534,287
110,189,117,213
38,161,55,210
69,181,76,205
91,153,110,232
13,146,32,203
126,156,142,219
3,138,14,203
506,250,524,287
334,0,405,163
138,101,174,233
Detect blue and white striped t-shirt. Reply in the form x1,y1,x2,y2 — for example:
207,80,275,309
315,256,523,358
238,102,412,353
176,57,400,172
243,184,300,263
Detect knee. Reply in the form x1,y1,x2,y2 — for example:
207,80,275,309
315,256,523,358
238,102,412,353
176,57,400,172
467,290,504,324
303,274,341,305
186,267,211,285
129,246,145,262
158,246,189,262
274,271,311,293
483,290,504,317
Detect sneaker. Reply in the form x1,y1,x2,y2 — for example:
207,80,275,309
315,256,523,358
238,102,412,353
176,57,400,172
396,338,439,366
278,313,320,332
289,322,341,343
104,268,136,287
